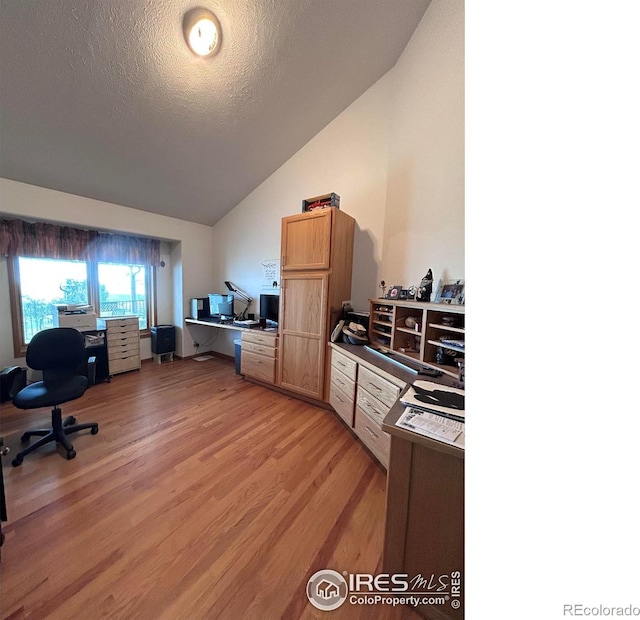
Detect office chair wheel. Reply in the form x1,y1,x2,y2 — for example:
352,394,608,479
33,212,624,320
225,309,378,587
90,427,99,435
65,449,76,460
20,433,30,443
64,416,77,426
12,454,23,467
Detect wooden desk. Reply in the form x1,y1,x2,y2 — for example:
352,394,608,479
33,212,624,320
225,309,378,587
383,399,464,620
184,318,278,334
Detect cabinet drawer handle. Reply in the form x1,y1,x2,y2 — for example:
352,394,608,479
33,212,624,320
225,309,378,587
362,397,383,417
335,394,344,403
364,426,379,439
366,382,382,392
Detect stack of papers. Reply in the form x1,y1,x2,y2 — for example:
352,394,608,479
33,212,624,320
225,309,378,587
396,406,465,449
396,380,465,449
400,380,465,420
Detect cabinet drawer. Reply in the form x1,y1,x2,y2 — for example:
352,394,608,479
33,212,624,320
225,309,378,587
331,349,357,381
241,351,276,383
356,385,390,427
107,331,140,349
331,366,355,396
329,379,355,426
358,365,401,409
242,330,278,347
109,355,140,375
242,340,277,358
102,318,139,332
108,345,139,359
355,406,390,468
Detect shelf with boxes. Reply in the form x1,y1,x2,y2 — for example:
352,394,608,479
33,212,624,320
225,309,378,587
369,299,465,380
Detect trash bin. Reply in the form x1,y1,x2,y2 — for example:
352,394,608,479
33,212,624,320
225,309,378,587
234,339,242,375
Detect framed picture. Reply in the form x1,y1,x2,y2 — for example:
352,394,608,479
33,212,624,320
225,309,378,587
386,285,402,300
434,279,465,305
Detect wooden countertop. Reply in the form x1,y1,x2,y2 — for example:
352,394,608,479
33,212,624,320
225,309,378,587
329,342,460,388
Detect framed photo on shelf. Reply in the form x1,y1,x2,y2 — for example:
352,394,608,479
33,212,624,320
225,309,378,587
434,279,465,305
386,285,402,300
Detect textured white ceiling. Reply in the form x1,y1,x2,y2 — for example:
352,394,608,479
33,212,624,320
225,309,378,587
0,0,430,226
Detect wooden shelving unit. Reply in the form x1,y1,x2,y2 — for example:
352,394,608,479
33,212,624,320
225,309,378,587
369,299,465,379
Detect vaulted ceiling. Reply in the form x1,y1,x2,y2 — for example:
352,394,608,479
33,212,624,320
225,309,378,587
0,0,430,226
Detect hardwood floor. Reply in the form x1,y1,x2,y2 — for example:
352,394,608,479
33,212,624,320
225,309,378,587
1,357,419,619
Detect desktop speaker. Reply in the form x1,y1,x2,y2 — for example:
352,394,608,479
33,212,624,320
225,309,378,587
151,325,176,355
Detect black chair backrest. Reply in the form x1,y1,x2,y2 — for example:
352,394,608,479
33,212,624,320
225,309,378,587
26,328,86,384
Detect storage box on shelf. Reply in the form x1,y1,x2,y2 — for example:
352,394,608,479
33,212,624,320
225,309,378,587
369,299,465,379
240,330,278,384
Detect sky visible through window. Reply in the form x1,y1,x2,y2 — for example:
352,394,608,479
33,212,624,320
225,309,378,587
19,258,145,301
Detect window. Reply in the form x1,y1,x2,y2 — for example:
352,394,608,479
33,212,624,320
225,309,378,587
96,263,150,329
9,256,155,354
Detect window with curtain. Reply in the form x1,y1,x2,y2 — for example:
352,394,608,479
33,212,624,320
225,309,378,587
1,219,160,356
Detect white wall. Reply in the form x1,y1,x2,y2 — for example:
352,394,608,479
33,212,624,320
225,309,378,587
384,0,465,286
0,178,215,366
210,0,464,356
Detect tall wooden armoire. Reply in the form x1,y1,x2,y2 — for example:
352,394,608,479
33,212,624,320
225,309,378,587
278,207,355,401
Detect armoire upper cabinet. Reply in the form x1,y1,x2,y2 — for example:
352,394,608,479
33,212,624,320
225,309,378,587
281,209,338,271
279,207,355,401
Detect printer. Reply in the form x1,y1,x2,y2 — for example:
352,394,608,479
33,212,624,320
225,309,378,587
52,304,97,332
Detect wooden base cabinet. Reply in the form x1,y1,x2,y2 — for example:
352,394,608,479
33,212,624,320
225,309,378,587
241,330,278,384
278,208,355,402
328,344,406,468
383,423,465,620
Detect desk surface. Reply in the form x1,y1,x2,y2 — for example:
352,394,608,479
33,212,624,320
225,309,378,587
184,318,278,333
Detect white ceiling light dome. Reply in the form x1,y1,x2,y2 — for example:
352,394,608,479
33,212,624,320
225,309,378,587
183,8,221,57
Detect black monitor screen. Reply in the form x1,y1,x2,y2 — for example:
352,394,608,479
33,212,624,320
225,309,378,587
208,293,234,317
259,294,279,326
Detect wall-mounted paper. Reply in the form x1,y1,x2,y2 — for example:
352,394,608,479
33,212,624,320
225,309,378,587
261,259,280,290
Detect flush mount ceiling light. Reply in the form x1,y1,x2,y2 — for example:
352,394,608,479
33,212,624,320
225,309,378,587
183,8,221,57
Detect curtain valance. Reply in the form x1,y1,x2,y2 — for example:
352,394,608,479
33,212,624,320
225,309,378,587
0,219,161,266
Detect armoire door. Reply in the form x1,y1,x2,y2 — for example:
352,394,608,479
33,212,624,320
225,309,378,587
281,210,332,271
278,272,329,400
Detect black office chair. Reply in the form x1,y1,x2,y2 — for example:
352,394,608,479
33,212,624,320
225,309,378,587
11,328,99,467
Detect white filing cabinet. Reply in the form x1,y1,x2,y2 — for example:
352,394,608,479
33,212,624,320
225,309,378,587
97,316,141,376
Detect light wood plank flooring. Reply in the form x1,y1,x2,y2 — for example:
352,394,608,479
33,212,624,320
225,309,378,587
1,357,419,619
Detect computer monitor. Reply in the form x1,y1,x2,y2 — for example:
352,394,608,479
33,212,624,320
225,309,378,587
259,294,279,326
208,293,234,318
